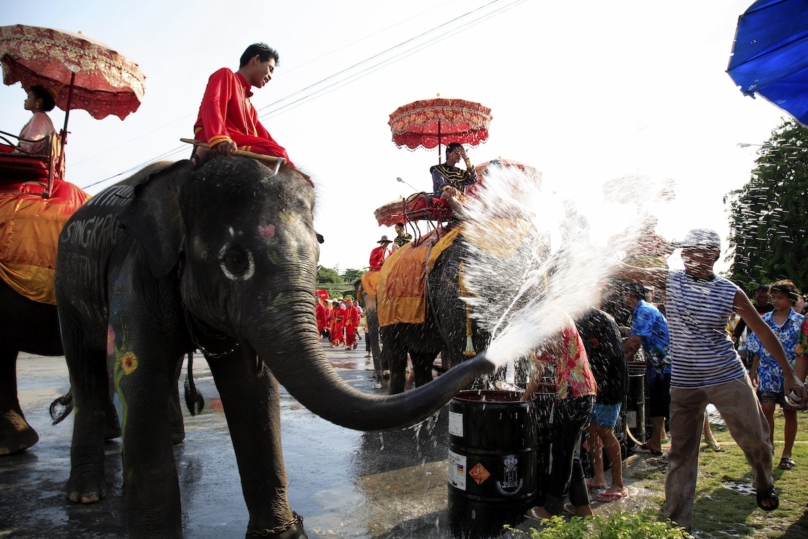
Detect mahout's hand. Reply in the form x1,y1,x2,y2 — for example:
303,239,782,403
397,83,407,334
211,140,237,156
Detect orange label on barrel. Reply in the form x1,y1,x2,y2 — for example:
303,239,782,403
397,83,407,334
469,463,490,485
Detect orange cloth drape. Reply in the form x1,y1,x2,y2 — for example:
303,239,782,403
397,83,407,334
361,270,381,298
0,180,90,304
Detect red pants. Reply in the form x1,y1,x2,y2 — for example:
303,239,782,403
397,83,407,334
331,321,344,344
345,326,357,347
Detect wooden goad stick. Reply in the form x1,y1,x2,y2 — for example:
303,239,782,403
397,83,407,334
180,138,285,176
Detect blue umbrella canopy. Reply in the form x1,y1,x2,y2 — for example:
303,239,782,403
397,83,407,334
727,0,808,126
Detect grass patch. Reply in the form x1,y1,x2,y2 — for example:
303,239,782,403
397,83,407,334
661,409,808,538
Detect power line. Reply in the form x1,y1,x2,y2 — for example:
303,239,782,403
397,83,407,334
71,0,463,170
254,0,506,116
80,0,523,190
263,0,525,120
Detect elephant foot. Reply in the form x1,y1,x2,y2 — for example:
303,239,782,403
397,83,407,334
247,514,307,539
103,414,121,441
171,426,185,445
0,410,39,455
66,469,107,504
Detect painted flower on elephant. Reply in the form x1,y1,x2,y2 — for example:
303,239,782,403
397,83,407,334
258,223,275,240
121,351,138,375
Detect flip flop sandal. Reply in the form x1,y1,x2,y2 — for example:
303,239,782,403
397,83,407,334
705,439,724,452
524,507,548,522
596,491,628,503
778,457,796,470
587,481,606,490
756,486,779,511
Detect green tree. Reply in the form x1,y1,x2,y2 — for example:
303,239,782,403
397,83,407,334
316,266,342,284
341,268,365,283
725,119,808,292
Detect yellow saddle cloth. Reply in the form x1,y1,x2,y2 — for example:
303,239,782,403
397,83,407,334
0,180,90,304
377,219,531,327
360,270,381,298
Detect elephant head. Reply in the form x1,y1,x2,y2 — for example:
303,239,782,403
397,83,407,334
118,156,495,430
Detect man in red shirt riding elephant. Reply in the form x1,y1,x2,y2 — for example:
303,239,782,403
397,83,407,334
369,236,392,271
192,43,294,167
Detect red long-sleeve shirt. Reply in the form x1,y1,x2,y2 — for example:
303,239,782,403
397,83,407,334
369,245,390,271
193,68,292,165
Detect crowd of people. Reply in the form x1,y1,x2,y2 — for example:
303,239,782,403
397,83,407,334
316,296,365,351
522,228,808,533
172,41,808,535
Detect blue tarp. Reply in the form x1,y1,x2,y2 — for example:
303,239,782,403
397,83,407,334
727,0,808,125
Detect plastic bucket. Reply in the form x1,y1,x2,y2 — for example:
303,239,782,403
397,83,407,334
448,389,537,539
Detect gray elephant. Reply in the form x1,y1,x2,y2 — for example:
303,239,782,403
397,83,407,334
379,236,492,394
55,156,495,538
0,186,186,456
379,231,538,395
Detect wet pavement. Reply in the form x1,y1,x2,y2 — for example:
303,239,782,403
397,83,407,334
2,342,538,539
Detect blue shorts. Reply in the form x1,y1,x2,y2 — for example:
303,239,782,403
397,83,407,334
589,402,622,429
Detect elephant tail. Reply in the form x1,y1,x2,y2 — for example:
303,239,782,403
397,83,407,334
183,352,205,416
49,390,74,425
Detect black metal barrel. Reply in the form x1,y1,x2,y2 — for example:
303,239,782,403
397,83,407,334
625,362,646,446
448,390,536,539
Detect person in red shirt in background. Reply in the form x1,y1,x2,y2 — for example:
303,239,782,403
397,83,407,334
329,300,345,348
315,297,328,339
323,301,333,342
369,236,392,271
343,298,360,350
192,43,294,167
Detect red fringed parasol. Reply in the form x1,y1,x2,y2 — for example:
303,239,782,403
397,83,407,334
0,25,146,123
388,97,492,158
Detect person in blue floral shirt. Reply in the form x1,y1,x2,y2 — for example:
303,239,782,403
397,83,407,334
623,282,671,455
748,279,804,470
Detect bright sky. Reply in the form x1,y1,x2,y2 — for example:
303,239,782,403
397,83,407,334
1,0,786,273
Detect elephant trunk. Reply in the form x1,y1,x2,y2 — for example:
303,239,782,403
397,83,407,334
247,303,495,431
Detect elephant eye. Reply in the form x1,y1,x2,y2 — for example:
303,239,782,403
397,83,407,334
218,244,255,281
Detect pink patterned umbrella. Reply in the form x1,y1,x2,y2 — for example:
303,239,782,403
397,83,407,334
0,25,146,123
388,97,492,161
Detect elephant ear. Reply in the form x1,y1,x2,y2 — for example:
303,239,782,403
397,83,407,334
117,160,195,279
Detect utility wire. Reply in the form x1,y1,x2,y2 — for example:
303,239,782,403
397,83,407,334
81,0,522,190
254,0,505,116
70,0,462,170
279,0,463,77
263,0,525,120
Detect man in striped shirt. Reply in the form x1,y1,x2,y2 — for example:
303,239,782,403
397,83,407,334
615,228,807,532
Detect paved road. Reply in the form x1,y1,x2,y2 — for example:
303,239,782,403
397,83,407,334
2,342,527,538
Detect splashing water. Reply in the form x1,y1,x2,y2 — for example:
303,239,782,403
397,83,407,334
459,165,673,373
